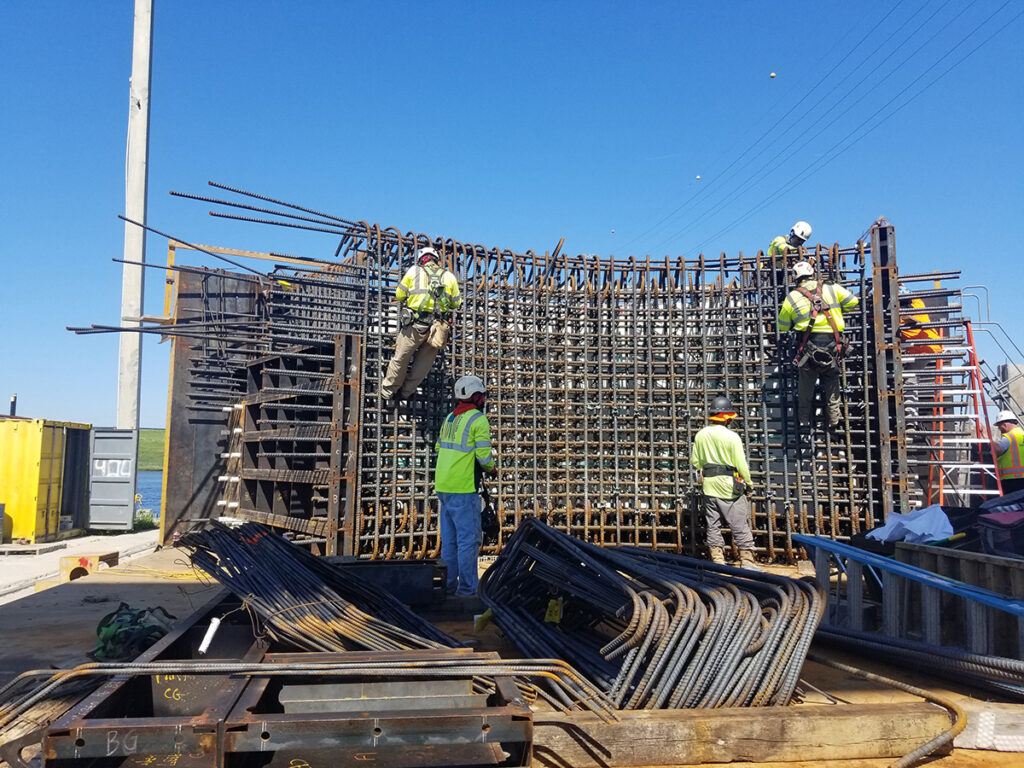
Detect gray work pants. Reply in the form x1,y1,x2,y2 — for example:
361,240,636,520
380,318,449,399
797,337,842,427
703,493,755,550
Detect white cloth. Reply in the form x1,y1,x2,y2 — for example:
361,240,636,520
866,504,954,544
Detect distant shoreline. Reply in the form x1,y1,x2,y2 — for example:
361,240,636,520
138,427,164,471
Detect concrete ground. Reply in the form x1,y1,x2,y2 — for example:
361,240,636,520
0,529,164,606
0,547,1021,767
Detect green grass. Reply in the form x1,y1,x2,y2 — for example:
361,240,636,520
133,509,157,531
138,428,165,471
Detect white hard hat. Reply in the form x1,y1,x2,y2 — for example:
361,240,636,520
416,247,439,264
790,221,812,243
792,260,814,279
454,375,487,400
995,410,1019,425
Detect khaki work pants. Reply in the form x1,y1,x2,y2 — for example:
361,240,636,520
380,318,449,399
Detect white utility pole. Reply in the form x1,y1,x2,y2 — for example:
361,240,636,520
116,0,153,430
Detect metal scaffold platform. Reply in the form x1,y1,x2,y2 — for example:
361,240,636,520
89,185,996,562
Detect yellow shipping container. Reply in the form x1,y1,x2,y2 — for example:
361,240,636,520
0,418,91,544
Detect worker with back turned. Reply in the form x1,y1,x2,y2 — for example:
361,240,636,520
690,396,761,571
380,246,461,402
435,375,497,595
992,410,1024,495
777,260,859,435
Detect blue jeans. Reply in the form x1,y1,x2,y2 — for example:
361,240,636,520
438,492,482,596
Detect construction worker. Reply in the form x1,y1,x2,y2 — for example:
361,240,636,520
768,220,812,257
435,375,497,595
690,396,761,571
777,260,859,433
992,410,1024,495
898,284,943,417
380,247,461,401
765,221,811,288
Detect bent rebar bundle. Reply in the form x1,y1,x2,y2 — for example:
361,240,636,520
479,518,825,708
181,522,458,650
172,522,617,718
125,183,995,561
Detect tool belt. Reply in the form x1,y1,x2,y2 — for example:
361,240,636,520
399,305,449,330
702,463,747,497
702,463,737,478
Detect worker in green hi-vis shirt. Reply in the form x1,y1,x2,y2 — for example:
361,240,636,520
690,396,762,572
434,375,497,595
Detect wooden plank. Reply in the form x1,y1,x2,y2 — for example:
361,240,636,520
532,703,951,766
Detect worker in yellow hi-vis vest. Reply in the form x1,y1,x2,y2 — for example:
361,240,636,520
435,375,497,595
777,260,859,434
380,247,461,402
992,410,1024,495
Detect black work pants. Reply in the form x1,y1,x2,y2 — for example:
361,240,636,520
797,337,842,427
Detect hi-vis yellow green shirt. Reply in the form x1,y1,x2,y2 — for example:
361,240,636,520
768,236,794,257
777,279,859,334
395,262,462,314
434,409,496,493
690,424,752,500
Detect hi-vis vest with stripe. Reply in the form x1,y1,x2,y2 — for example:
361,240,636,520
395,262,461,314
996,427,1024,482
777,279,859,334
434,409,496,493
901,297,942,354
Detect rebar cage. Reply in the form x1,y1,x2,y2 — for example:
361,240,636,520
157,207,992,562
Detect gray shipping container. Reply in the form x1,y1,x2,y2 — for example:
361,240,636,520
88,428,138,531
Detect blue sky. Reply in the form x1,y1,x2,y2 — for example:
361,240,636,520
2,1,1022,427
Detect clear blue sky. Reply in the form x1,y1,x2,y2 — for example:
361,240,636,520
2,1,1022,428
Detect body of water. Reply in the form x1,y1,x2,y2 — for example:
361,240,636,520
135,470,163,521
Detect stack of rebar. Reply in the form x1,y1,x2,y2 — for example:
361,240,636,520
479,518,825,708
181,522,457,650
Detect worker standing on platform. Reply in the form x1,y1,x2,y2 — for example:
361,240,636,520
690,396,761,571
380,246,461,402
435,375,497,595
992,410,1024,495
777,260,859,434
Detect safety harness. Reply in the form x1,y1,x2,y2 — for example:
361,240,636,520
792,282,848,368
400,261,451,328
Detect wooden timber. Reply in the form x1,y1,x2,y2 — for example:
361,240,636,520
532,703,951,766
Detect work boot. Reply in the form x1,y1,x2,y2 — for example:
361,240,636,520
739,550,764,572
708,546,726,565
